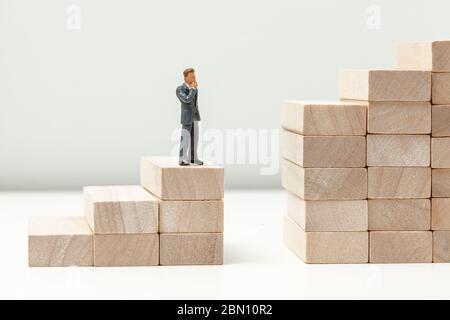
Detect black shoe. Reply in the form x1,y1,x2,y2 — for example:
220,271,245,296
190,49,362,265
179,160,190,166
191,160,204,165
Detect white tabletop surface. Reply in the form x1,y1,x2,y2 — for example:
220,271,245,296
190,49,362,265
0,189,449,300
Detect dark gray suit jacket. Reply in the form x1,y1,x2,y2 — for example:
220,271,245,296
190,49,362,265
176,83,201,125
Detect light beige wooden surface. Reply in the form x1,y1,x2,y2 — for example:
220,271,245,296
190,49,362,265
283,216,368,264
396,42,434,71
160,200,224,233
282,159,367,200
433,231,450,263
368,199,430,231
432,138,450,168
281,101,366,136
367,135,430,167
339,70,431,102
282,130,366,168
370,231,432,263
368,167,431,199
396,41,450,72
141,157,224,201
287,192,368,232
432,198,450,230
28,217,93,267
84,185,159,234
159,233,223,265
94,233,159,267
432,105,450,137
432,73,450,105
432,169,450,197
367,101,431,134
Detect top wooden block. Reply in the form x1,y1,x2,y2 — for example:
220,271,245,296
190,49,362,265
141,157,224,200
281,101,366,136
29,216,92,236
84,185,159,234
396,41,450,72
339,70,431,102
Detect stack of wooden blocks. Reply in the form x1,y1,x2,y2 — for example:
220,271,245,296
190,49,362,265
28,156,224,267
282,40,450,264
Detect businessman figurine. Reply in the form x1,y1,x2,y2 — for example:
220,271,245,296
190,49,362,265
177,68,203,166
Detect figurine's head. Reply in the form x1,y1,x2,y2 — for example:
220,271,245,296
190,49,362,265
183,68,196,85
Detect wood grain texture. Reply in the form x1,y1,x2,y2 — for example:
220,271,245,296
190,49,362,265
282,130,366,168
84,185,158,234
368,167,431,199
432,138,450,168
140,157,224,200
283,216,368,264
281,101,366,136
94,233,159,267
28,217,93,267
432,73,450,105
159,200,224,233
159,233,223,265
367,101,431,134
432,169,450,198
367,135,430,167
287,192,368,232
368,199,430,231
282,159,367,200
396,41,450,72
370,231,432,263
396,42,434,71
339,70,431,102
432,105,450,137
432,198,450,230
433,231,450,262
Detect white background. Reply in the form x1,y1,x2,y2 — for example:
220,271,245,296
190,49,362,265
1,0,450,189
4,190,450,300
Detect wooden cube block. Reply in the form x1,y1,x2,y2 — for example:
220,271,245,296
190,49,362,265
287,192,367,232
432,138,450,168
141,157,224,200
432,169,450,197
94,233,159,267
160,200,224,233
370,231,432,263
339,70,431,102
367,101,431,134
432,198,450,230
84,186,158,234
432,105,450,137
283,216,368,264
281,101,366,136
433,231,450,262
367,135,430,167
432,73,450,105
368,199,430,231
282,159,367,200
368,167,431,199
28,217,93,267
159,233,223,265
396,41,450,72
282,130,366,168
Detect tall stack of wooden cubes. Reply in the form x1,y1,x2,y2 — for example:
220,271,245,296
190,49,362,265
340,70,432,263
397,41,450,263
283,40,450,264
281,101,369,263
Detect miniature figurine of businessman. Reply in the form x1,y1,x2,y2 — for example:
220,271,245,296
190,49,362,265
177,68,203,166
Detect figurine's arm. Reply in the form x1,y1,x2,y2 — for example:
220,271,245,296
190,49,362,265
176,86,197,104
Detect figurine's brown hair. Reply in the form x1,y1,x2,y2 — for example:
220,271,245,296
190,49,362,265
183,68,195,79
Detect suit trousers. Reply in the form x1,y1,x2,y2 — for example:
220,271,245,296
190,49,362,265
179,121,199,162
